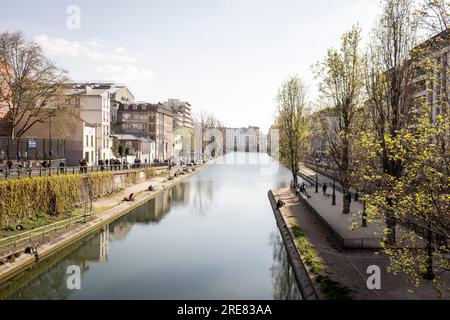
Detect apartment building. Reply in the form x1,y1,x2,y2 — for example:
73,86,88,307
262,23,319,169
163,99,194,129
65,83,118,162
111,133,155,164
116,102,173,161
412,29,449,122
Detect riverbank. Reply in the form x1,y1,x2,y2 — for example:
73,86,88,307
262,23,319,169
0,160,215,286
270,187,444,300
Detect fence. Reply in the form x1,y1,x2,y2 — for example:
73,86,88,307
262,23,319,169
0,201,93,254
0,162,167,179
0,137,65,162
297,191,383,249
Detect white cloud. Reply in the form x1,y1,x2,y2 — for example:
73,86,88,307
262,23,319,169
34,34,153,96
97,64,152,83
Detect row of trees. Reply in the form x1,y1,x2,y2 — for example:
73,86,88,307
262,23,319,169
274,0,449,292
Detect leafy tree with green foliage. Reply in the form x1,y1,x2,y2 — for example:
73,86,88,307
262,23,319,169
274,75,311,187
313,26,366,214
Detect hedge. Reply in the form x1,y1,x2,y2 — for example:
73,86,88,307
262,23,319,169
0,169,150,229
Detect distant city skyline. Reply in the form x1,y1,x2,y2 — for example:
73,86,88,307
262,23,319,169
1,0,383,132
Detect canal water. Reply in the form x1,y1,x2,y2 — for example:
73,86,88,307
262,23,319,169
2,152,302,300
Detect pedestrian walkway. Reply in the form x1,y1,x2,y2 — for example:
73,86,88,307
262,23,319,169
274,187,384,249
92,165,181,212
298,164,358,195
272,188,442,300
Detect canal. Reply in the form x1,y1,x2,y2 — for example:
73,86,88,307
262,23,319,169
1,152,302,300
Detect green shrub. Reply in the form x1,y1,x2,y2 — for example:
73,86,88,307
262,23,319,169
0,172,122,229
125,171,140,186
87,172,115,199
0,174,83,228
144,167,156,179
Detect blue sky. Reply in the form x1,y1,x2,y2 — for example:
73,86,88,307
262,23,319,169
1,0,382,132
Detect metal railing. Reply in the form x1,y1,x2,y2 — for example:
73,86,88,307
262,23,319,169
0,163,167,179
0,202,93,253
297,192,383,249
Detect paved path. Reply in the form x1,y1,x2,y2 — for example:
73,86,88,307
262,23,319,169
272,188,444,300
298,164,358,194
297,165,429,249
296,185,385,248
92,165,183,212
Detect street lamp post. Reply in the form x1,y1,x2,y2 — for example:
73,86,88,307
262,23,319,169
332,169,336,206
48,115,53,172
315,158,319,193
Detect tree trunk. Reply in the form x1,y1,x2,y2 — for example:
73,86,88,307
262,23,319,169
385,213,397,246
341,171,351,214
424,224,434,280
292,169,298,189
342,192,351,215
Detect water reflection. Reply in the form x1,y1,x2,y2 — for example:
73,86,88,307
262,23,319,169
4,190,175,300
270,233,302,300
191,180,215,216
2,153,302,300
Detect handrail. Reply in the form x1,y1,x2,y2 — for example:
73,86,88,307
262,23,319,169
0,211,93,253
0,163,167,179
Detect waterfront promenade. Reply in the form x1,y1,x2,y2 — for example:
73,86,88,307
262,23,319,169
271,188,443,299
297,166,383,249
0,163,203,286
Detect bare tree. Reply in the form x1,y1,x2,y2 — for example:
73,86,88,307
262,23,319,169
313,26,365,214
415,0,449,35
0,31,71,139
193,109,223,160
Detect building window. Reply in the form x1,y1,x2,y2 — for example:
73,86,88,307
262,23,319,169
91,135,94,147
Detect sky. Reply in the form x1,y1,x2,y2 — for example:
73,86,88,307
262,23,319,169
0,0,383,133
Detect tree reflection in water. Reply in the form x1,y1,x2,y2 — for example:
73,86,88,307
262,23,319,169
191,180,215,216
270,232,303,300
2,190,177,300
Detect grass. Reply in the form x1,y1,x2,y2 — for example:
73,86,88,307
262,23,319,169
289,221,352,300
0,168,190,240
0,209,82,239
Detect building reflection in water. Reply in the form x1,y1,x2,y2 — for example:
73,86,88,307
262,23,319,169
3,187,186,300
2,155,299,300
269,232,302,300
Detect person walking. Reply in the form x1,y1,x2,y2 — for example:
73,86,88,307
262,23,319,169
322,183,328,196
6,159,13,171
59,161,65,174
26,160,32,176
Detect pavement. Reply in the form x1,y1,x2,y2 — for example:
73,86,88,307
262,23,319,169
298,164,358,194
295,184,385,248
272,188,446,300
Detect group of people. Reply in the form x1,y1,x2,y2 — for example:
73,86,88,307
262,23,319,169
95,158,150,172
295,182,308,196
0,158,61,173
